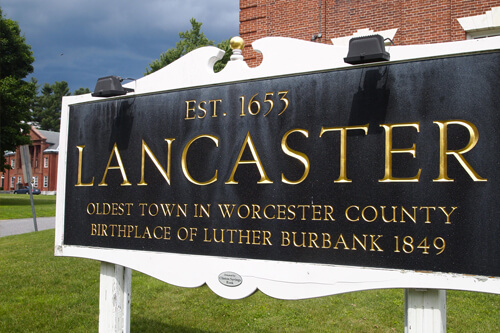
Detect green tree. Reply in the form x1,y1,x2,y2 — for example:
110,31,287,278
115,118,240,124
32,81,70,132
145,18,232,75
31,84,90,132
73,87,91,95
0,7,36,172
214,38,232,73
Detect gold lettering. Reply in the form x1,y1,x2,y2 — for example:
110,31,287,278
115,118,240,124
439,206,457,224
118,225,126,237
287,205,296,220
160,203,176,216
142,226,152,239
138,139,174,186
345,205,360,222
322,233,331,248
401,206,417,223
312,205,322,221
252,204,261,219
381,206,397,222
262,231,272,245
370,235,384,252
76,145,95,186
239,230,251,244
197,101,207,119
433,120,487,182
281,129,310,184
213,229,224,243
139,203,147,216
182,135,219,185
420,206,436,223
101,224,108,236
199,204,211,218
379,123,421,182
87,203,96,215
148,203,159,216
320,125,369,183
153,226,163,239
164,227,171,240
225,132,273,184
203,228,212,242
209,99,222,117
264,205,275,219
218,204,236,218
308,232,319,248
237,205,250,219
282,231,290,246
277,205,286,220
352,234,367,251
297,205,310,220
98,143,131,186
334,234,350,250
252,230,261,245
177,204,188,217
185,100,196,120
361,206,377,222
323,205,335,221
293,232,306,247
177,227,188,241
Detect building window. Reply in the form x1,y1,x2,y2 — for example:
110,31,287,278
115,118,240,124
43,176,48,188
11,159,15,169
33,176,38,187
10,177,15,188
458,7,500,39
44,157,49,168
18,176,22,184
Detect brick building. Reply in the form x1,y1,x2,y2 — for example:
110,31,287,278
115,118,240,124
1,127,59,194
240,0,500,66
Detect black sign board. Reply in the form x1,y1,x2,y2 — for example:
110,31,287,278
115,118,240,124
64,51,500,277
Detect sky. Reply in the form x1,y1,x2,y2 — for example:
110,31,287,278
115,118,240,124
2,0,240,93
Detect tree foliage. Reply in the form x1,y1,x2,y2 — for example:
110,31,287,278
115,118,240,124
145,18,232,75
0,7,36,172
32,81,71,132
73,87,91,95
31,83,90,132
214,39,232,73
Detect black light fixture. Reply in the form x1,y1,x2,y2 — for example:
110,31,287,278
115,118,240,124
92,75,134,97
344,34,390,65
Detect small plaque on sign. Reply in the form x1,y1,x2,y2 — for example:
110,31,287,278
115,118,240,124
218,272,243,287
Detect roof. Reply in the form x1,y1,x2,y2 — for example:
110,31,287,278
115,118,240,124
37,129,60,153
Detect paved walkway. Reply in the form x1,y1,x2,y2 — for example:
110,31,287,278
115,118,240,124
0,217,55,237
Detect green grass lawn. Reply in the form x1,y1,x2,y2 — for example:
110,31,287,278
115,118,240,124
0,230,499,332
0,193,56,219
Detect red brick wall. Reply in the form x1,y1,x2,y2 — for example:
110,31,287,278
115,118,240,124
0,128,59,193
240,0,500,66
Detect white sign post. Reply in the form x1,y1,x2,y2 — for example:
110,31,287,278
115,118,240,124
98,263,131,333
405,289,446,333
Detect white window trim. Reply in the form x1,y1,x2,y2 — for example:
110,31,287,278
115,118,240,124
11,159,15,169
33,176,38,187
458,6,500,39
43,176,48,188
44,157,49,168
10,177,15,188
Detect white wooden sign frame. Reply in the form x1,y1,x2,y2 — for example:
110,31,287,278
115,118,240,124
55,36,500,331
